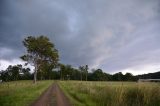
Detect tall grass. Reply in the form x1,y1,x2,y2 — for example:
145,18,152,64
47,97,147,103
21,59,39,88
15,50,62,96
0,80,53,106
59,81,160,106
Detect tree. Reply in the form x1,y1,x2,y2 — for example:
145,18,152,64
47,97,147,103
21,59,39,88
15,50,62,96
12,65,21,80
59,64,66,80
79,66,84,81
65,65,72,80
21,36,59,83
70,68,81,80
21,67,32,80
124,72,134,81
38,61,56,80
84,65,88,81
78,65,88,81
0,64,23,81
112,72,123,81
91,69,106,81
59,64,73,80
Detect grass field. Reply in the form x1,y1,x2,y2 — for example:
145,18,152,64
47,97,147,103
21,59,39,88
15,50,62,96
1,80,160,106
59,81,160,106
0,80,53,106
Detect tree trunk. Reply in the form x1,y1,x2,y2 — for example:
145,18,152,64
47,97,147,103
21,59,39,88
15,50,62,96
34,71,37,83
81,71,82,81
86,72,87,81
34,66,37,84
61,70,62,80
41,74,43,80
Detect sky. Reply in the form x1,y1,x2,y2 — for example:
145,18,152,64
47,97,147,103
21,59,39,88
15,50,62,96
0,0,160,75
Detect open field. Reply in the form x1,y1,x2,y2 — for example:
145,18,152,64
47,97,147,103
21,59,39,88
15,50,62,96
59,81,160,106
0,80,160,106
0,80,53,106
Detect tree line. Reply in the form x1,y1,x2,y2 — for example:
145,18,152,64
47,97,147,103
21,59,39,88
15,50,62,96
0,64,32,81
0,63,138,81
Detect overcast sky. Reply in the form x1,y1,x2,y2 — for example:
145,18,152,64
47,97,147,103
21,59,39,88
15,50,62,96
0,0,160,75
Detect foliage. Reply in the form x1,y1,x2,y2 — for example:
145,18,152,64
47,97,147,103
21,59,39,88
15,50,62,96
0,64,32,81
21,36,59,83
60,64,79,80
0,63,139,82
88,69,110,81
137,71,160,79
79,65,88,81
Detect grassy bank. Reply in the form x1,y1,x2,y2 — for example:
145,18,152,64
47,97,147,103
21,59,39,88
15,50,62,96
59,81,160,106
0,80,53,106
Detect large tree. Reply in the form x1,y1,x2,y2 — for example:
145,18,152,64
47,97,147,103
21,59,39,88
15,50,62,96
21,36,59,83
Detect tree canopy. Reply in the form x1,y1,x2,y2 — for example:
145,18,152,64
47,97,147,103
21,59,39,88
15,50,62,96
21,36,59,83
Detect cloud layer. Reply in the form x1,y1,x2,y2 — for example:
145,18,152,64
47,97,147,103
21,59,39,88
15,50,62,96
0,0,160,74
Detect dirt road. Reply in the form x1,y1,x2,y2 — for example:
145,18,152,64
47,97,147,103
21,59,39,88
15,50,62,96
31,83,71,106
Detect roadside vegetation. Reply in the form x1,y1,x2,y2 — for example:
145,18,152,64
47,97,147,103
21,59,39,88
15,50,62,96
59,81,160,106
0,80,53,106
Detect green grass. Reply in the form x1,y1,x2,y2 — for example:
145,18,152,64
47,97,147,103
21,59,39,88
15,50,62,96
59,81,160,106
0,80,53,106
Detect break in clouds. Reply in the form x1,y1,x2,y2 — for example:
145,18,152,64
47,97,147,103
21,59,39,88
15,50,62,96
0,0,160,75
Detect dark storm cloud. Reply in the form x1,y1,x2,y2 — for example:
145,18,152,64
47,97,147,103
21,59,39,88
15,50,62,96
0,0,160,74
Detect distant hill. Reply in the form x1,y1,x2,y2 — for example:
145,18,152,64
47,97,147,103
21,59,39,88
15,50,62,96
137,71,160,79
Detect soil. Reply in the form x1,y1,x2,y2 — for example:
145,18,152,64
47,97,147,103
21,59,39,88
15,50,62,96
31,82,71,106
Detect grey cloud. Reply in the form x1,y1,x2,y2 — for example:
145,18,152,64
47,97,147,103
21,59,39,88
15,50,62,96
0,0,160,74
